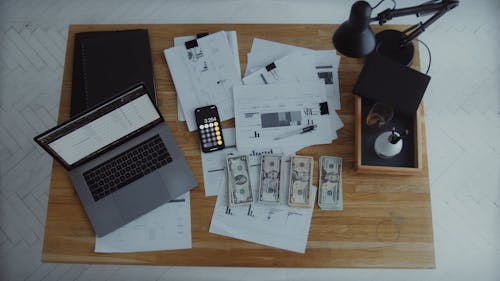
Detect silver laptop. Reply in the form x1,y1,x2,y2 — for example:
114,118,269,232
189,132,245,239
34,84,197,236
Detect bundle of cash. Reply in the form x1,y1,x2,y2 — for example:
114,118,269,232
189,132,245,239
288,156,313,208
258,154,284,204
318,156,343,210
226,154,254,206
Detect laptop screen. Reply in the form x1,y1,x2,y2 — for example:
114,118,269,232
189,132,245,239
35,85,162,169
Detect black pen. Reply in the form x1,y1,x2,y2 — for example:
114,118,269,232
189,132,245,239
273,124,317,140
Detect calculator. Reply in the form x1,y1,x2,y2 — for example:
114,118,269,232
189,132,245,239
195,105,225,153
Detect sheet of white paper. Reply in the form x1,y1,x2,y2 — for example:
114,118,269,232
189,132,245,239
242,52,319,85
94,193,191,253
244,56,343,138
233,82,335,153
174,31,241,121
164,31,242,131
243,50,343,134
201,128,292,196
311,50,342,112
245,38,311,75
246,38,341,110
201,128,237,196
209,174,317,253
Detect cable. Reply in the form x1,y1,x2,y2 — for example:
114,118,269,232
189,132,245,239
372,0,397,10
417,39,432,75
372,0,385,9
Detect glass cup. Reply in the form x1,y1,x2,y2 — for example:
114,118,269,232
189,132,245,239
366,102,394,132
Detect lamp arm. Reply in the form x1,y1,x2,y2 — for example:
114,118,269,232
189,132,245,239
370,0,459,45
400,8,447,45
371,0,459,24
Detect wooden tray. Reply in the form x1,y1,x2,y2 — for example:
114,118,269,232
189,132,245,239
355,96,424,175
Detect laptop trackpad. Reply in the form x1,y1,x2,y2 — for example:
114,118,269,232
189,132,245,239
113,173,170,221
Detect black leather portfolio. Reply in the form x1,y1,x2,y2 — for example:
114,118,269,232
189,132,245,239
70,29,157,117
353,53,431,117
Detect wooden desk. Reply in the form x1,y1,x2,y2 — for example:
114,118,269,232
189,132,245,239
42,24,434,268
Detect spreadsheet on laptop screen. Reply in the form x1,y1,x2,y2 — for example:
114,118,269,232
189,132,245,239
49,94,159,165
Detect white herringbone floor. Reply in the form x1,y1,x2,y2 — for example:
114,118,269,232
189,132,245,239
0,1,498,280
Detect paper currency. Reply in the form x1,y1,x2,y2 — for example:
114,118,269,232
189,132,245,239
288,156,313,208
258,154,284,204
318,156,343,210
226,155,253,206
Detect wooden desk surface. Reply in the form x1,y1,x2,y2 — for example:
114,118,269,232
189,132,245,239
42,24,434,268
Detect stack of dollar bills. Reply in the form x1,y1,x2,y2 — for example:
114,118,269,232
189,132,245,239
225,153,343,210
318,156,343,210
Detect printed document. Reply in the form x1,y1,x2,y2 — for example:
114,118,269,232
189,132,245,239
201,128,291,196
242,52,318,85
174,31,240,121
201,128,238,196
164,31,242,131
209,173,317,253
94,192,191,253
233,82,335,153
245,38,341,110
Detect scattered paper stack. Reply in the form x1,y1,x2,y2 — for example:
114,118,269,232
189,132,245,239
165,33,342,153
163,33,344,253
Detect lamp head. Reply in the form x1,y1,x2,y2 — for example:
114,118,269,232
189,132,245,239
333,1,376,58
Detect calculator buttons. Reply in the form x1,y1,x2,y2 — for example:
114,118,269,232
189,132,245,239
199,120,224,152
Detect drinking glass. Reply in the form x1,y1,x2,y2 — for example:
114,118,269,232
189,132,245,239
366,102,394,131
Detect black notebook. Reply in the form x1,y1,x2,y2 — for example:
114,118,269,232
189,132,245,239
70,29,157,117
353,53,431,117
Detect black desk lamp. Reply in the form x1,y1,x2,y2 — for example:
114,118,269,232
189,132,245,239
333,0,459,66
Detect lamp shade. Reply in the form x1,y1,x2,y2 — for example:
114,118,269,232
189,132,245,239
333,1,376,58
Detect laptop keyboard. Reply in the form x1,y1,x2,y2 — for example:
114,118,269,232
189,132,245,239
83,135,173,202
